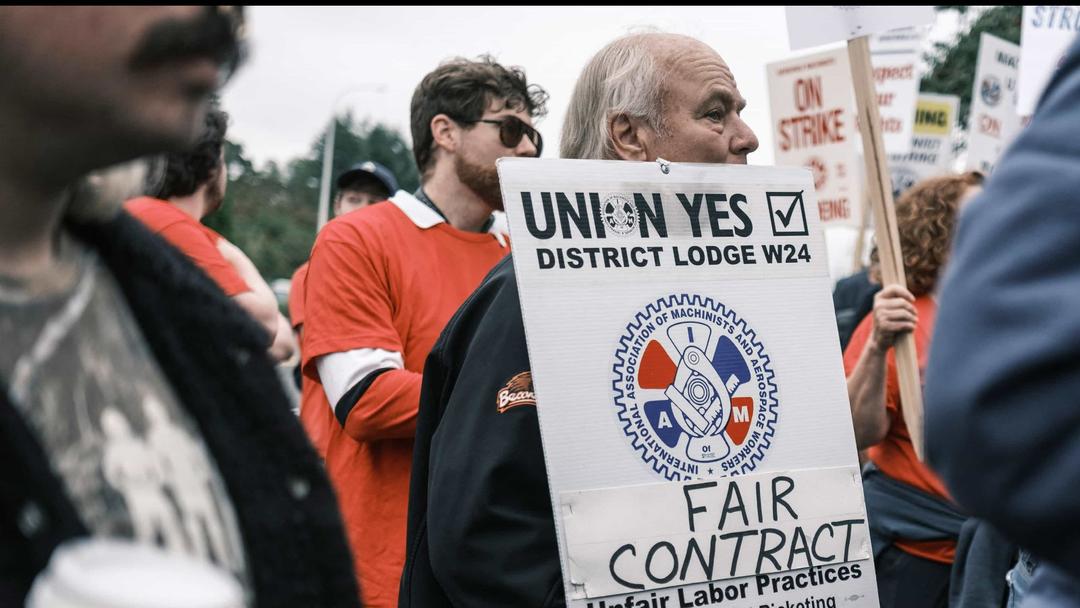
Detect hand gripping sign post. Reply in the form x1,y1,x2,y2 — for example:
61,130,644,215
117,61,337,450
498,158,879,608
786,5,933,460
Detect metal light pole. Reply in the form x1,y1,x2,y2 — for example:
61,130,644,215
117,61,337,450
316,84,388,231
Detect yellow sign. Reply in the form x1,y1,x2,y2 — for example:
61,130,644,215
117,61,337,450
913,98,954,136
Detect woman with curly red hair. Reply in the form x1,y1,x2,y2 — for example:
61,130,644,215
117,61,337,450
843,171,984,607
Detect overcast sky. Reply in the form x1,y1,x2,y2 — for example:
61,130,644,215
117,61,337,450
221,6,960,170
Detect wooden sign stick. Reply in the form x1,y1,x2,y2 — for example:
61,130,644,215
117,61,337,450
851,184,872,273
847,36,926,460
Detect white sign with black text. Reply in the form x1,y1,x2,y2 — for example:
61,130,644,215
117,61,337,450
1018,5,1080,115
966,33,1022,175
498,158,879,608
888,93,959,198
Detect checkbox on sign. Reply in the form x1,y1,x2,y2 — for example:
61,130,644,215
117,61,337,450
766,191,809,236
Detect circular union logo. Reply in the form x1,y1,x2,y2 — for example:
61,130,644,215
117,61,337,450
891,167,919,200
602,194,638,236
981,75,1002,107
612,294,778,481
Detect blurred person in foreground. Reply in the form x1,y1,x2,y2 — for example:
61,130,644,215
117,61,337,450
400,31,760,607
925,36,1080,607
300,56,546,606
0,7,358,606
126,107,297,363
843,171,984,607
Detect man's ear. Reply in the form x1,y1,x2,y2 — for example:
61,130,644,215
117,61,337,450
609,113,650,161
430,114,459,157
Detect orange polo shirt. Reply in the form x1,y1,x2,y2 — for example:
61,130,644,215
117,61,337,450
301,193,508,606
288,262,309,331
125,197,249,297
844,295,956,564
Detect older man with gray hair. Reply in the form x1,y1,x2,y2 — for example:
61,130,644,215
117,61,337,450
399,31,757,607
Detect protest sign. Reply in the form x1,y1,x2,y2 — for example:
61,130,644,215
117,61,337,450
767,48,861,228
786,6,933,51
870,27,923,155
783,7,929,450
967,33,1021,174
888,94,959,198
1018,5,1080,116
498,157,879,608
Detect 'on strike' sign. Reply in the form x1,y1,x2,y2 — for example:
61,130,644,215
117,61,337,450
498,158,879,608
768,47,862,228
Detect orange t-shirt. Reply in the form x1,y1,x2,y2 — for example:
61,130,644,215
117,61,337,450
301,196,508,607
288,262,309,331
125,197,249,297
843,295,956,564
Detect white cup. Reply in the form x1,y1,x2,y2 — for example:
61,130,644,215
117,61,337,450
27,538,244,608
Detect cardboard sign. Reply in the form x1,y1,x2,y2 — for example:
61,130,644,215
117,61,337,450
967,33,1022,174
767,48,862,228
498,158,879,608
888,93,959,198
1018,5,1080,115
786,6,934,51
870,27,923,155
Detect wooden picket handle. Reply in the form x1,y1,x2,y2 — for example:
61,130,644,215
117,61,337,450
851,186,871,273
847,36,926,460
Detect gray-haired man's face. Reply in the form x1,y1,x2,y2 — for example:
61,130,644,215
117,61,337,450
642,39,759,165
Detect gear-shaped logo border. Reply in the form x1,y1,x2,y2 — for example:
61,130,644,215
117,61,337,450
601,194,638,236
611,293,779,481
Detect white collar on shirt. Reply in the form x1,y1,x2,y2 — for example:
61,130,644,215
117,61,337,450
388,190,508,247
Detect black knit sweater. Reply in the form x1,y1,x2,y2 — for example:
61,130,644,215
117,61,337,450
0,212,360,607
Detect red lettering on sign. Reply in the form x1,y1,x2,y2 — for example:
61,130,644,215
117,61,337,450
794,77,824,112
979,114,1001,137
778,109,847,151
818,198,850,222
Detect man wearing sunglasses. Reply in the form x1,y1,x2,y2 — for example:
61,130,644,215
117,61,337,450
300,55,548,607
401,32,759,607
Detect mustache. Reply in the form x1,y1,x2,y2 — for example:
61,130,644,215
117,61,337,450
128,7,245,77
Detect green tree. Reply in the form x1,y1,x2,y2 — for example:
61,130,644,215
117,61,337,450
205,115,418,283
921,5,1022,130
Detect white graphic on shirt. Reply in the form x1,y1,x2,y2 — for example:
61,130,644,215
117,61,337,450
100,407,186,550
143,395,243,568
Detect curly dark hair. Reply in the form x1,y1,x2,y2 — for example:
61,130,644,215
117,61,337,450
151,108,228,199
410,54,548,176
870,171,984,296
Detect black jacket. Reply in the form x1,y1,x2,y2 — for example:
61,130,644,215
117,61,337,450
400,256,564,607
0,213,360,607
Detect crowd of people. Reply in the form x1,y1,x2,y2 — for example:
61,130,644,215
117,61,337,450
1,6,1079,608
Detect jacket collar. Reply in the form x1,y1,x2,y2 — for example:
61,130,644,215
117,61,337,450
389,191,508,247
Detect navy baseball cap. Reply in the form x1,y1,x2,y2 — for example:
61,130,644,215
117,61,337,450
336,161,399,195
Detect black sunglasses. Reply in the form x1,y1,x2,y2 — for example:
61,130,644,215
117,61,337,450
459,116,543,157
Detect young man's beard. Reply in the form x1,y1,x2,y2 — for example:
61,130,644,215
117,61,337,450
454,153,503,211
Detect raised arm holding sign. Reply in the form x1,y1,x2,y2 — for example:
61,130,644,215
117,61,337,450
785,5,933,460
